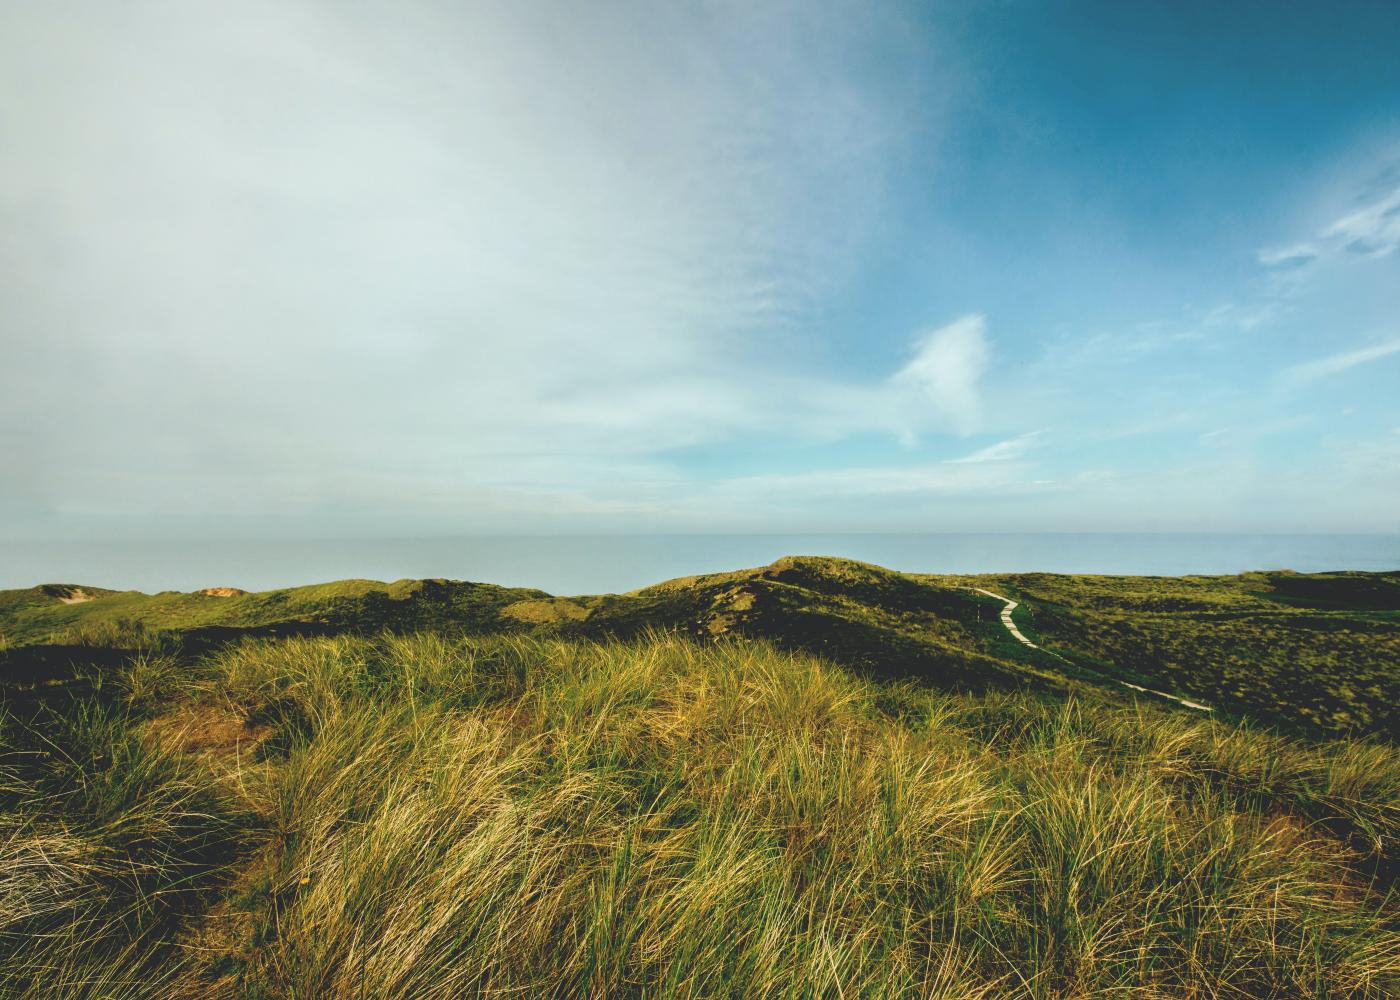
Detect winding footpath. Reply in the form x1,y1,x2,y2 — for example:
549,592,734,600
973,587,1038,648
972,587,1212,713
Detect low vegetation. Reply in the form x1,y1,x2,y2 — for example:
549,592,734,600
972,570,1400,737
2,558,1397,996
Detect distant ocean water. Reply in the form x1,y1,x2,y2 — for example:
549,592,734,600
2,534,1398,597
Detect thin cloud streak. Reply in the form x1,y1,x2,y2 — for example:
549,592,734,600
950,431,1046,464
1323,184,1400,257
1282,338,1400,385
1259,171,1400,271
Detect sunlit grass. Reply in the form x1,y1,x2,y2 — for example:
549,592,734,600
3,632,1396,997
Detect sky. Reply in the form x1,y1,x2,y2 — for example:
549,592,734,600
2,0,1399,540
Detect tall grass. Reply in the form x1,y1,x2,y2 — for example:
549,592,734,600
0,701,244,998
4,632,1397,997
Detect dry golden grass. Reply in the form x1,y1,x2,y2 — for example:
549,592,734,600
2,632,1397,997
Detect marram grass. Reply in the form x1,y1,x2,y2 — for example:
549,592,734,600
2,632,1396,998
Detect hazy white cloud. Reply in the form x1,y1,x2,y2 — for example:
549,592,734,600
888,314,990,437
1282,338,1400,386
0,0,962,523
6,2,1390,541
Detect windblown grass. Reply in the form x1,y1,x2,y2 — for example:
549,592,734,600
0,701,245,997
3,632,1397,997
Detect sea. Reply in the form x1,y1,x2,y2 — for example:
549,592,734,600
2,534,1398,596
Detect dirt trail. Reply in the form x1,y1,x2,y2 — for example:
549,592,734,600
973,587,1212,713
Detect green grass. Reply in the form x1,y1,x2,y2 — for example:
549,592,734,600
0,578,544,649
970,571,1400,737
2,631,1396,998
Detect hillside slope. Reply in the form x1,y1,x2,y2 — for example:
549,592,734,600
958,569,1400,738
3,557,1398,738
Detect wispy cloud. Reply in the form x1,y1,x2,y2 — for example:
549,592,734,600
950,430,1045,464
656,423,1047,522
704,456,1039,503
889,314,990,437
1199,301,1281,332
1259,173,1400,270
1282,338,1400,385
1255,243,1319,269
1323,185,1400,257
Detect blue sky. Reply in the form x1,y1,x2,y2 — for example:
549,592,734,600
2,0,1398,538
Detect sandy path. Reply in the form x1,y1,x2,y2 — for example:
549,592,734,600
972,587,1038,647
972,587,1211,713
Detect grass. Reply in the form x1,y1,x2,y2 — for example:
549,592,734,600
2,630,1396,998
0,700,246,997
0,578,542,649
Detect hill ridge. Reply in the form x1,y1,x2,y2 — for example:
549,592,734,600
3,556,1398,738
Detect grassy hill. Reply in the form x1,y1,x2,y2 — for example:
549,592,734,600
2,558,1398,997
5,557,1398,739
